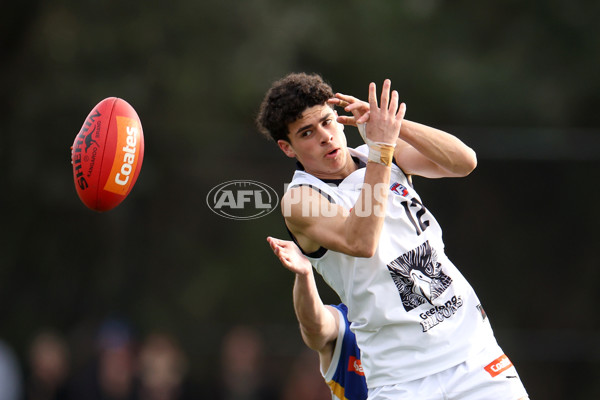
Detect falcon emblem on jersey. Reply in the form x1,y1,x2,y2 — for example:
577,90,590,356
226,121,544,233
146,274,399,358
387,241,452,311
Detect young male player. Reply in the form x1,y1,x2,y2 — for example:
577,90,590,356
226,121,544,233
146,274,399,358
267,236,367,400
256,73,528,399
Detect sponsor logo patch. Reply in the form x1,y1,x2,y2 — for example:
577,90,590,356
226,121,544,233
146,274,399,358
104,116,141,195
347,356,365,376
484,354,513,378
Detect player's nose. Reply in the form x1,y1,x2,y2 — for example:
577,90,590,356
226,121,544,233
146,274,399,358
317,127,333,144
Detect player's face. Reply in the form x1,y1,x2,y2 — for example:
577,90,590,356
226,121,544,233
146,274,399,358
277,104,355,180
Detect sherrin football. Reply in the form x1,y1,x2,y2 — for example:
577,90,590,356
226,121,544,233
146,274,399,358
71,97,144,212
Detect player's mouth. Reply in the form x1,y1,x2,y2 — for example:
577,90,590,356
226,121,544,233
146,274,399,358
325,148,340,159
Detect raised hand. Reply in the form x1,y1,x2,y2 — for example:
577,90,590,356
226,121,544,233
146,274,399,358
365,79,406,146
267,236,313,276
328,93,370,127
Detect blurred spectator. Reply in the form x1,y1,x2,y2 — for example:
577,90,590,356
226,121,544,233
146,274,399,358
136,332,195,400
25,330,71,400
213,325,278,400
280,348,331,400
69,318,137,400
0,339,23,400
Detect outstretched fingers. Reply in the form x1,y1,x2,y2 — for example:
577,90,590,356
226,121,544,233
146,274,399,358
331,92,370,126
328,93,354,108
268,236,303,268
380,79,391,110
368,82,378,109
328,93,363,110
334,81,404,135
396,102,407,122
388,89,399,114
368,79,395,112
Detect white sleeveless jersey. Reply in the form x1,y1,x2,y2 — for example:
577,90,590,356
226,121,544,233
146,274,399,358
286,145,497,388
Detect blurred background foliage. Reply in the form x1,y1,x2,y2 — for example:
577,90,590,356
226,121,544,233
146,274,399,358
1,0,599,398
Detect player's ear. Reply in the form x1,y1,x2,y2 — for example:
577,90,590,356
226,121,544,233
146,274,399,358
277,139,296,158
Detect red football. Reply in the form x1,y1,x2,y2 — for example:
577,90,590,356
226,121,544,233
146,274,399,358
71,97,145,212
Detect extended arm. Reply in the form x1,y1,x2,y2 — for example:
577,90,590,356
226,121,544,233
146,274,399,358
267,237,339,355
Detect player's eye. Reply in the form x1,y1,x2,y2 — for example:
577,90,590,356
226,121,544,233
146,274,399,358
300,130,312,137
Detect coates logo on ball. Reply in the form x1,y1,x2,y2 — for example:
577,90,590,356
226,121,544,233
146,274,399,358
206,180,279,220
71,97,144,212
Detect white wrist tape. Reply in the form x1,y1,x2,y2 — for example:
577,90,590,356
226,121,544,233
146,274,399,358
357,123,396,167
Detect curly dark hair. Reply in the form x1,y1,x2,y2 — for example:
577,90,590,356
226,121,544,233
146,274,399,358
256,72,334,142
